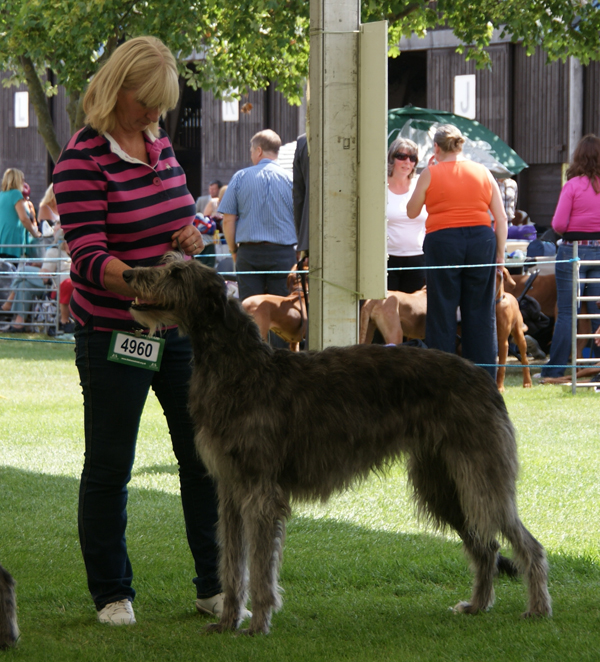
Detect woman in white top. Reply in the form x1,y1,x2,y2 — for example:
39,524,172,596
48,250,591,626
387,137,428,292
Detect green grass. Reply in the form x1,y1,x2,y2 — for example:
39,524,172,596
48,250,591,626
1,338,600,661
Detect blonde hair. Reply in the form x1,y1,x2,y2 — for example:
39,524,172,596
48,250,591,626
250,129,282,154
1,168,25,192
387,138,419,178
434,124,465,154
217,185,228,203
39,183,56,209
84,36,180,136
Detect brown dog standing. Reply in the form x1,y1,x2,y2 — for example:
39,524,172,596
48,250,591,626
496,267,532,392
241,269,307,351
359,288,427,345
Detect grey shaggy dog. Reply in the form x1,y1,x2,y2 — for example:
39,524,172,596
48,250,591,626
123,253,551,635
0,564,18,649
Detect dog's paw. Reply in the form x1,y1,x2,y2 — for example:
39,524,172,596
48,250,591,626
203,622,236,634
521,607,552,619
452,601,480,615
238,625,269,636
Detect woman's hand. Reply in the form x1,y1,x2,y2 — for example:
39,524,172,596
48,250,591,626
171,226,204,256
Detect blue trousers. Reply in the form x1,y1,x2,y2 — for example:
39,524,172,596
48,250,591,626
541,243,600,378
235,243,296,301
423,225,498,379
74,325,220,610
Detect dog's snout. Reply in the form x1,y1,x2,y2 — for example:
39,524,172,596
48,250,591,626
122,269,134,283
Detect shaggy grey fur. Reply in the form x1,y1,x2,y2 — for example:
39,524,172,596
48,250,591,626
0,564,18,649
124,253,551,635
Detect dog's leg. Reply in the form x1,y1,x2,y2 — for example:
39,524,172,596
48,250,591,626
408,452,511,614
454,534,499,614
0,564,19,649
496,325,510,392
511,322,533,389
206,487,248,633
359,301,377,344
501,518,552,617
241,489,288,635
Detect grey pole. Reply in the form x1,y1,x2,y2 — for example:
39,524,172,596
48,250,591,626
571,241,579,395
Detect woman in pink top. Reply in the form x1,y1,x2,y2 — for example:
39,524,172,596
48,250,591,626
541,134,600,378
53,37,224,627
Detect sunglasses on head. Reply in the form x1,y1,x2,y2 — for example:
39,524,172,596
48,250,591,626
394,152,418,163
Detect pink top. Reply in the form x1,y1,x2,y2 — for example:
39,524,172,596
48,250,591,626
552,176,600,237
53,126,195,331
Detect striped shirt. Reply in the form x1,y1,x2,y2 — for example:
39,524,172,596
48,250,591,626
218,158,296,245
53,126,195,331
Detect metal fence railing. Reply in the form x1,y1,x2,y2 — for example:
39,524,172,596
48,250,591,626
570,242,600,394
0,242,70,336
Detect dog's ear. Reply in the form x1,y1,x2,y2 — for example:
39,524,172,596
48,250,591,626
161,250,186,265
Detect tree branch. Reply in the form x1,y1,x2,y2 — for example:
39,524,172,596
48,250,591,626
19,55,62,163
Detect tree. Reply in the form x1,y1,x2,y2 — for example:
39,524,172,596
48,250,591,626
1,0,600,163
0,0,309,162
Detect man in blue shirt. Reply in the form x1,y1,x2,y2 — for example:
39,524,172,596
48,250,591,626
219,129,297,301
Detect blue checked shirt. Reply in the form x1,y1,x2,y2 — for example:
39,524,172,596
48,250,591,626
218,158,297,245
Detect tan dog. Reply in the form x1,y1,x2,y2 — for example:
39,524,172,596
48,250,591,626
496,268,532,392
359,288,426,345
241,269,307,351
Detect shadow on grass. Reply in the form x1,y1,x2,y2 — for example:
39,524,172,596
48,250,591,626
2,466,600,661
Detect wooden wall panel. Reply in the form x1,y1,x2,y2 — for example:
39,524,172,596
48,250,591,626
584,61,600,137
513,48,568,165
200,87,299,194
426,45,511,143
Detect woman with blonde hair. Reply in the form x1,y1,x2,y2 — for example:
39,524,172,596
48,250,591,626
53,36,225,627
407,124,507,379
0,168,41,259
386,137,427,292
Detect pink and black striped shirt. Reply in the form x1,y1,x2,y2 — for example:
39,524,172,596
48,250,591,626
53,126,195,331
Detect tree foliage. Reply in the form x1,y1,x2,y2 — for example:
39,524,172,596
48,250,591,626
1,0,599,161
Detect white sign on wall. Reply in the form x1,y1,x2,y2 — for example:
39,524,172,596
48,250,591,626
222,99,239,122
453,75,476,119
14,91,29,128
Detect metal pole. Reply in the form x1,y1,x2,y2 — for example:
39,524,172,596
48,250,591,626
571,241,579,395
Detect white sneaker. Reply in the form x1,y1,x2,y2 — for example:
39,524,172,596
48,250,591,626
97,599,136,625
195,593,252,621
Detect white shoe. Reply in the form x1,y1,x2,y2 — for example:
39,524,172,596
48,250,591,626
97,599,136,625
195,593,252,621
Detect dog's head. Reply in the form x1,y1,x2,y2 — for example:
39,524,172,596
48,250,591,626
124,252,228,335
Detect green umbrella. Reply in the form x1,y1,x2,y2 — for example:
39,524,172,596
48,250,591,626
388,106,528,177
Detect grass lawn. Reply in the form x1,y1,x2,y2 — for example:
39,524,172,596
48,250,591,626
1,337,600,661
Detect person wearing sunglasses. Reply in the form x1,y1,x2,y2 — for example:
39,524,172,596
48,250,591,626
386,138,427,294
407,124,507,380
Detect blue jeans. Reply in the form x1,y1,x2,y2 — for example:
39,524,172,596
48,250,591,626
423,225,498,379
74,325,220,610
10,265,45,316
541,243,600,378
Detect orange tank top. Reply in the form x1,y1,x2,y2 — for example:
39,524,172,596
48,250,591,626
424,160,493,233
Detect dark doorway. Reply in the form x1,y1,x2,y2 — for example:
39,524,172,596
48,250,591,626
388,50,427,110
170,82,202,201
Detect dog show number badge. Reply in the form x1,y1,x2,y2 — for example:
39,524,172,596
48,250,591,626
108,331,165,371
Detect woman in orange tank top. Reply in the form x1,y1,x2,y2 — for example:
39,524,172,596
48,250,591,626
406,124,507,379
